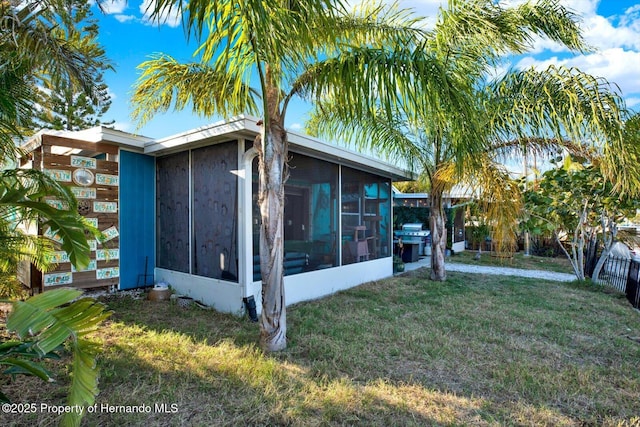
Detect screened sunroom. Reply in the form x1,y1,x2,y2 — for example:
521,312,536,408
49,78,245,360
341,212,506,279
23,116,411,315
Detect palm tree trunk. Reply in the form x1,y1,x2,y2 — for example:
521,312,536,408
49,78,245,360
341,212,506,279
430,188,447,281
256,116,288,352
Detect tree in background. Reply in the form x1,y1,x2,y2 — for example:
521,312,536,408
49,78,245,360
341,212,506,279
132,0,428,351
308,0,638,281
0,0,107,269
523,115,640,281
31,0,113,131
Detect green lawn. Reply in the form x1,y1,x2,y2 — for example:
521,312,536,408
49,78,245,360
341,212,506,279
3,269,640,426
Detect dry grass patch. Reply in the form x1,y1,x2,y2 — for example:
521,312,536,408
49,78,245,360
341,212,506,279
2,271,640,426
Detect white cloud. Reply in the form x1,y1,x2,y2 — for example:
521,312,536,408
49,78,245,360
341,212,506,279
100,0,128,15
288,123,303,131
557,0,598,17
114,14,137,24
140,0,182,28
581,14,640,51
516,48,640,100
99,0,182,27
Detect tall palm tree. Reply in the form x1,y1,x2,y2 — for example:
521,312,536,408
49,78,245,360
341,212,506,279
132,0,442,351
307,0,637,281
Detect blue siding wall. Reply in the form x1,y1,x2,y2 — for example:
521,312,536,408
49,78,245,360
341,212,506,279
119,150,155,289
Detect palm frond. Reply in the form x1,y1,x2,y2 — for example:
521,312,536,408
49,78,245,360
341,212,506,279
307,100,432,175
6,288,111,423
324,1,429,51
1,1,110,104
436,155,522,255
132,54,260,127
430,0,586,72
487,65,637,194
0,169,92,269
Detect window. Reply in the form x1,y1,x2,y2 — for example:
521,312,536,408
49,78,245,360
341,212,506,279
252,154,392,279
252,153,339,279
341,167,391,265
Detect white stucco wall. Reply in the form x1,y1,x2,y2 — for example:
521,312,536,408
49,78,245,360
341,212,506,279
156,257,392,316
251,257,392,314
154,268,245,315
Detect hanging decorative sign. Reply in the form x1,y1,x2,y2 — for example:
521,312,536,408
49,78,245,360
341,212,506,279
72,259,97,272
44,169,72,182
44,227,63,244
101,226,119,242
93,201,117,213
96,173,119,186
72,168,94,186
70,155,97,169
96,248,119,261
85,218,98,228
88,240,97,251
46,199,69,210
71,187,97,199
44,272,73,287
96,267,119,280
47,251,70,264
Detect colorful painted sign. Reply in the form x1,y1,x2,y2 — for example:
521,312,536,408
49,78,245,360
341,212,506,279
96,173,119,186
93,201,117,213
71,187,97,199
96,248,119,261
44,169,72,182
44,227,63,243
96,267,119,280
46,199,68,210
88,240,97,251
47,251,70,264
85,218,98,228
44,272,73,287
102,226,119,242
72,259,97,272
71,155,97,169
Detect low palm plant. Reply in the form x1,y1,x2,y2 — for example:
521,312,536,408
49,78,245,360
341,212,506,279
1,289,112,426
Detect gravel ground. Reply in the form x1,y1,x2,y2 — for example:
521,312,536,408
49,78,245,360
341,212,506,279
403,257,577,282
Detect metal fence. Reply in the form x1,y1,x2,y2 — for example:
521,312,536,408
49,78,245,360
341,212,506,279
626,260,640,310
595,256,640,309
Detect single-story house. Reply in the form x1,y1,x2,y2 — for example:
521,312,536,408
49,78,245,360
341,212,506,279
19,115,411,315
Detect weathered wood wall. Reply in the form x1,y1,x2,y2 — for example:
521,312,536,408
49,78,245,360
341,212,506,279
29,134,120,291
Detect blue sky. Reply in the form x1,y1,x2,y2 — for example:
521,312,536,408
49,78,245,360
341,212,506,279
93,0,640,139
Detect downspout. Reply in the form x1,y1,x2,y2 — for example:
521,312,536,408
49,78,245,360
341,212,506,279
241,145,259,321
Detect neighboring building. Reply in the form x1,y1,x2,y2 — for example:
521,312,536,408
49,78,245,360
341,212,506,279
19,116,411,315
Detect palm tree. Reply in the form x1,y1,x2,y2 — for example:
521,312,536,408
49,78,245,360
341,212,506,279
132,0,437,351
307,0,637,281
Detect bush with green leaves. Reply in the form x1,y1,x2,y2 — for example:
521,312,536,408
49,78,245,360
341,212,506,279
1,288,111,426
523,158,640,280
